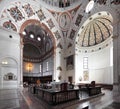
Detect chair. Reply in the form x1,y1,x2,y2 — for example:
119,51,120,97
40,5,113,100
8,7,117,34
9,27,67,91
82,106,89,109
91,81,95,87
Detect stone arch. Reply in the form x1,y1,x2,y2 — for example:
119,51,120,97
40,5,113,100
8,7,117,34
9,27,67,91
0,56,19,89
19,19,58,81
19,19,56,49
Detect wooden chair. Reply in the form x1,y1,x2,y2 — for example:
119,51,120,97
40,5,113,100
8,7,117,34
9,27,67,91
82,106,89,109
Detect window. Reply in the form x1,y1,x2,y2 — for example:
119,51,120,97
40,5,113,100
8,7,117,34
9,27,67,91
40,64,42,73
46,62,49,71
85,0,94,13
83,57,88,69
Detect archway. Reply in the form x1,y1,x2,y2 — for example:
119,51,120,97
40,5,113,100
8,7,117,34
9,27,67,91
0,57,18,89
20,19,56,85
75,11,113,86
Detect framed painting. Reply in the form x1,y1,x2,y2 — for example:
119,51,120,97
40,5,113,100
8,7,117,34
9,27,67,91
83,70,89,81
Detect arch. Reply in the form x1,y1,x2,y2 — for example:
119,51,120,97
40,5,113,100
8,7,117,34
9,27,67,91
0,56,19,89
0,56,18,66
75,11,113,52
19,19,56,50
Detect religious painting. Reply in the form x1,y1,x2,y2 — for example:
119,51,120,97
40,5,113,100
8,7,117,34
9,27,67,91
66,55,74,70
83,70,89,81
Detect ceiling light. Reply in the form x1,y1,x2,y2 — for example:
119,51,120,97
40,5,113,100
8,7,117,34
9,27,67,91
37,37,41,41
2,61,8,64
22,31,26,35
30,34,34,38
85,0,94,13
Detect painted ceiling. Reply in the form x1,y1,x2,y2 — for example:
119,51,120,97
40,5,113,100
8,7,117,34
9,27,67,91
0,0,119,50
78,12,113,47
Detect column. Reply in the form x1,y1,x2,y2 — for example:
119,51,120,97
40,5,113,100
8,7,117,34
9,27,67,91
113,35,119,92
19,34,24,87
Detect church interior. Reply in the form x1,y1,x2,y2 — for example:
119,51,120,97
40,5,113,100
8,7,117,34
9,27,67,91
0,0,120,109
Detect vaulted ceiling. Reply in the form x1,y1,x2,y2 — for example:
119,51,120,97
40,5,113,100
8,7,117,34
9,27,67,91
78,12,113,47
0,0,119,53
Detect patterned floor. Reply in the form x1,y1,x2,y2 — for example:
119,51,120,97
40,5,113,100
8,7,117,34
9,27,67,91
0,88,120,109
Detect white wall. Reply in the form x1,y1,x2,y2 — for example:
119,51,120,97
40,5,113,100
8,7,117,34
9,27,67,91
75,45,113,84
0,28,20,89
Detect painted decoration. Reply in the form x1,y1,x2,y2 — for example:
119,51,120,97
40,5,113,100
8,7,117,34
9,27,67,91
111,0,120,5
23,4,34,17
54,31,61,40
47,19,55,29
37,9,46,21
57,43,63,49
75,14,83,27
96,0,107,5
59,12,71,30
8,7,23,22
69,29,76,40
3,21,17,31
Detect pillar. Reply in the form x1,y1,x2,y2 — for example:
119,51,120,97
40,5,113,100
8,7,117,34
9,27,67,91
19,34,24,87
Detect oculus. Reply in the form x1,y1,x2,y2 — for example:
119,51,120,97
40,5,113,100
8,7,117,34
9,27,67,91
85,0,94,13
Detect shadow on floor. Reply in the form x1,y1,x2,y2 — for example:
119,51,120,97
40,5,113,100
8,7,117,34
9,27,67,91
103,102,120,109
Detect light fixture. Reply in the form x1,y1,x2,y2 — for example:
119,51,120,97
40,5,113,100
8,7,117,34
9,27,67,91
85,0,95,13
30,33,34,38
37,37,41,41
22,31,26,35
2,61,8,64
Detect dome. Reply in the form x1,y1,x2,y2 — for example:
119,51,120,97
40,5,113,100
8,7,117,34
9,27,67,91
77,12,113,47
23,24,54,62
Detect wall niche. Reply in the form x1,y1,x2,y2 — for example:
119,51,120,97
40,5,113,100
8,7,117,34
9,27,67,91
4,73,17,81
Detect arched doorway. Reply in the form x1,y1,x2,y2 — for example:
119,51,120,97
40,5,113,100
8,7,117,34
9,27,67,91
0,57,18,89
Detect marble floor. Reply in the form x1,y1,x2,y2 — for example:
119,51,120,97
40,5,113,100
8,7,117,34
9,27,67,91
0,88,120,109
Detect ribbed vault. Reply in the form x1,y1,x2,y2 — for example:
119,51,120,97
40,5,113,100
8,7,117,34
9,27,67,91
78,13,113,47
